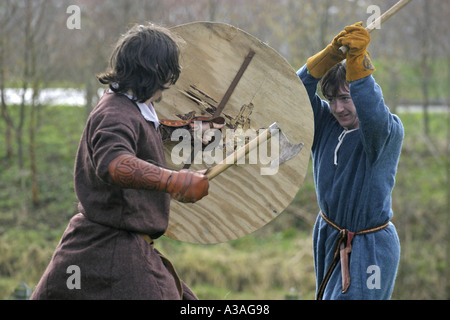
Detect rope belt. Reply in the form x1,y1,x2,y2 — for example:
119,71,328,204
317,211,390,300
139,234,183,299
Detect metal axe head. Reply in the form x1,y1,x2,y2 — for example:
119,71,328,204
268,122,304,169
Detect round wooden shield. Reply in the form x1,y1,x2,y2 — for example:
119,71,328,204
156,22,313,244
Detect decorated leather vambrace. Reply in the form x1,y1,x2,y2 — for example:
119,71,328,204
108,154,209,203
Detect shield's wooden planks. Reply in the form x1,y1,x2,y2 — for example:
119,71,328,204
156,22,313,244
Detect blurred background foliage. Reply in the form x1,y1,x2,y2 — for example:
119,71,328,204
0,0,448,299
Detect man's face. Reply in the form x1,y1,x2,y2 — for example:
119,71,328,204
327,84,359,130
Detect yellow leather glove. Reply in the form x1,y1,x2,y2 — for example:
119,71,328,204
306,29,347,79
339,22,375,82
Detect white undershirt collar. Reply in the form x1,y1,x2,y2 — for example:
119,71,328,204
107,89,160,129
334,128,358,166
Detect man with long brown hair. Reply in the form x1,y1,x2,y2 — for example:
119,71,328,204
32,23,211,300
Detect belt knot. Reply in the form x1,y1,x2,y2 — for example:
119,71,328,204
317,211,389,300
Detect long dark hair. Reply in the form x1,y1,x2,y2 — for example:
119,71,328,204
97,23,182,103
320,61,347,100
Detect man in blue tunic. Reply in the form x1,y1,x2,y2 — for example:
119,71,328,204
297,22,404,299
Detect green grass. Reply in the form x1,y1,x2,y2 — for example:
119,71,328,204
157,227,316,300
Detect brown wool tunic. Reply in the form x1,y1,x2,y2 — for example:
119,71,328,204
31,92,196,300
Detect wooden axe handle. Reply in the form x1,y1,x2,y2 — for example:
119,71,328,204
206,128,272,180
338,0,412,54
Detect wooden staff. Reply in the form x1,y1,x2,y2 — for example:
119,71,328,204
338,0,412,54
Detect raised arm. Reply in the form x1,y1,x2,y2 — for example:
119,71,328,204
350,76,404,163
296,24,352,151
341,23,404,162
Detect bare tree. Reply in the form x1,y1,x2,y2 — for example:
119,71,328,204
13,0,56,205
25,0,50,205
0,1,18,161
419,0,432,136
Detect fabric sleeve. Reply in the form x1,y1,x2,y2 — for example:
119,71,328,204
88,109,139,184
349,75,404,163
297,64,334,152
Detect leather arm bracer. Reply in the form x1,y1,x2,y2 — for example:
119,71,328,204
108,154,209,203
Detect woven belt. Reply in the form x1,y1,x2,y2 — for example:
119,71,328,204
317,211,390,300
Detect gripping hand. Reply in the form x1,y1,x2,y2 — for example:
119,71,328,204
306,28,347,79
339,22,375,82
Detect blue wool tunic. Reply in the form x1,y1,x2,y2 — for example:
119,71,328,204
297,65,403,299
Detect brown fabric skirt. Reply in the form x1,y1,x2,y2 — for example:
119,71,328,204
31,213,197,300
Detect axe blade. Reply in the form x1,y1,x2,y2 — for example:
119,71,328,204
268,122,304,169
